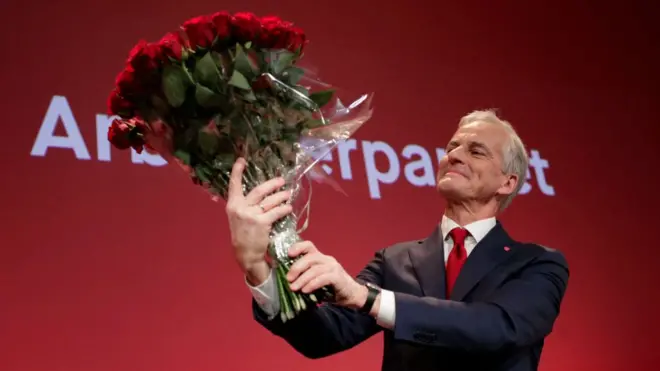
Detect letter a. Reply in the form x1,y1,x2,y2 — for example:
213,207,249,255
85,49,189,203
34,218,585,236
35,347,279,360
30,95,91,160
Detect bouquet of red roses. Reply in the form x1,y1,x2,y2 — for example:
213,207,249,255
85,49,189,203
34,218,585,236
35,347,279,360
106,11,374,322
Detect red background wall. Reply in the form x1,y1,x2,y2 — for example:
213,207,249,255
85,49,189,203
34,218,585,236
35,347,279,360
1,1,659,370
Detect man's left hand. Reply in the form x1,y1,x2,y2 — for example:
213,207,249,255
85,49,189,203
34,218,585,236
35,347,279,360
286,241,367,309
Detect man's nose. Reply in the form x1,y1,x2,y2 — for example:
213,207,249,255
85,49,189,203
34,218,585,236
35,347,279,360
447,148,464,164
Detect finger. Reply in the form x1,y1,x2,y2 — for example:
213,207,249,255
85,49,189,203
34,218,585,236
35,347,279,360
300,272,334,294
289,264,328,292
286,251,325,282
227,158,247,200
260,203,293,224
259,190,292,212
288,241,317,259
245,177,286,205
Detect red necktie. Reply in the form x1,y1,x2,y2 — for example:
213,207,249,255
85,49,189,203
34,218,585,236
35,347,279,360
446,228,469,298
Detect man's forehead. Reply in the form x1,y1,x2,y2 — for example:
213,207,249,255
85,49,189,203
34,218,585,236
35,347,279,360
453,122,506,139
450,122,508,149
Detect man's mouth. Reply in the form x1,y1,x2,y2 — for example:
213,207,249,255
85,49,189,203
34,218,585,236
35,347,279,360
446,170,464,176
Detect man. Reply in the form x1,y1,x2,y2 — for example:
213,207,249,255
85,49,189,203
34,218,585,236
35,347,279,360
225,110,569,371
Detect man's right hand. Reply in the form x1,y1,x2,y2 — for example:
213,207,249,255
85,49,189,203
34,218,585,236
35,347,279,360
225,158,293,285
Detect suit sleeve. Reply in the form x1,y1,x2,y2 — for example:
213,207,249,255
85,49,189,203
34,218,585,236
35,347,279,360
252,250,385,359
393,249,569,352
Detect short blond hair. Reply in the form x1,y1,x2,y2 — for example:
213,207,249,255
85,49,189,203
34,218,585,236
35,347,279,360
458,109,529,210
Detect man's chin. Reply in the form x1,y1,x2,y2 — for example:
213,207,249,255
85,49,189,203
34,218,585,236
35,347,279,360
436,182,462,198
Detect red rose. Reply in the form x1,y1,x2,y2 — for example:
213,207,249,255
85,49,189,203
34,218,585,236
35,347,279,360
182,15,216,49
231,12,262,43
257,17,306,53
251,74,271,92
258,16,289,49
127,40,163,74
158,32,186,60
129,119,149,154
262,15,292,29
115,67,142,97
107,89,134,117
286,26,307,53
107,119,133,150
107,118,148,153
127,40,148,62
211,11,232,41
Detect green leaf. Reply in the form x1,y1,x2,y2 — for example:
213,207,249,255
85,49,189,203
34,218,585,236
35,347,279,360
309,89,335,108
229,113,249,139
162,64,192,107
173,149,191,165
271,51,296,75
194,52,221,89
234,44,259,79
198,131,219,155
294,85,309,97
228,70,252,90
216,152,236,164
150,95,170,117
195,84,223,108
283,66,304,86
244,41,252,49
255,50,269,74
211,51,229,78
241,90,257,102
194,165,212,183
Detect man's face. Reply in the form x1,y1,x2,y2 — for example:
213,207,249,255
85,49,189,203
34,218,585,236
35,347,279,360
436,121,517,203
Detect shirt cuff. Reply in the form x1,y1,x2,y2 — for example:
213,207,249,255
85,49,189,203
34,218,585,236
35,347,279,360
376,289,396,329
245,268,280,319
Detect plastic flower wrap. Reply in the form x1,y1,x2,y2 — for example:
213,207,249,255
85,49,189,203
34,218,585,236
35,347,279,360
106,11,374,321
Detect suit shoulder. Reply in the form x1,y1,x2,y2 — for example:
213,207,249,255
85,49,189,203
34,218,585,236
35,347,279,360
521,242,568,267
378,237,427,259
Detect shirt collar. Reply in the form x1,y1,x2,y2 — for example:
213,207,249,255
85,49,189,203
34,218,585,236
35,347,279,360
440,214,497,243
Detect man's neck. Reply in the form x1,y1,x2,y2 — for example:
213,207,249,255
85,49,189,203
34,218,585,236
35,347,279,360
444,202,498,226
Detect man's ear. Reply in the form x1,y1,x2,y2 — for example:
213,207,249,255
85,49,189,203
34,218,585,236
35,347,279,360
497,173,518,196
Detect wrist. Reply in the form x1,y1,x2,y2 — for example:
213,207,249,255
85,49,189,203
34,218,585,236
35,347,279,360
236,250,267,271
351,281,381,316
352,283,369,309
368,293,381,317
244,259,271,286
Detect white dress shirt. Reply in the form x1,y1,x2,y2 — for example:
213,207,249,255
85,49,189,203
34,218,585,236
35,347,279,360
246,215,497,328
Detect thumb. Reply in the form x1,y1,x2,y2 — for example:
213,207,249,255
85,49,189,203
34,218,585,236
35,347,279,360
288,241,316,258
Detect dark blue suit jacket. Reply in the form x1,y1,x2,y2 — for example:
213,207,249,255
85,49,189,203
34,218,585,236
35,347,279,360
253,222,570,371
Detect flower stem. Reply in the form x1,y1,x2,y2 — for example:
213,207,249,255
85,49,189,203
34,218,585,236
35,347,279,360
275,264,294,322
267,207,334,322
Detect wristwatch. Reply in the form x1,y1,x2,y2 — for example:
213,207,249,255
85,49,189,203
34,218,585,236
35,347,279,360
359,282,381,314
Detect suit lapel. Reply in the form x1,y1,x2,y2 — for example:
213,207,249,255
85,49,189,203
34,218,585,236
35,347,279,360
408,225,447,299
450,222,515,301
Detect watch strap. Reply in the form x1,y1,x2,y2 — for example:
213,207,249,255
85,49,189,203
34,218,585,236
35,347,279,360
359,283,380,313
